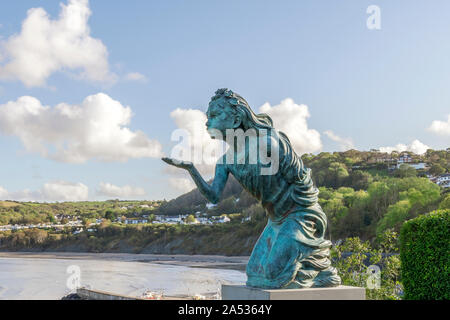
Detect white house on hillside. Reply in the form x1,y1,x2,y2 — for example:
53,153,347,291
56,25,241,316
124,218,148,225
215,216,231,224
396,162,427,170
436,174,450,188
398,154,413,163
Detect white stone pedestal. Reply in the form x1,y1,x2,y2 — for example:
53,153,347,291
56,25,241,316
222,285,366,300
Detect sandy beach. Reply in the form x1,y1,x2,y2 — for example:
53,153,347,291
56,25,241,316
0,252,249,270
0,252,248,299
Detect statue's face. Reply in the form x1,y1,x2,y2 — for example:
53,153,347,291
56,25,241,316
206,100,240,139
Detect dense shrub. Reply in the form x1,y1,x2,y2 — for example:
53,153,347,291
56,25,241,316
332,230,402,300
400,209,450,300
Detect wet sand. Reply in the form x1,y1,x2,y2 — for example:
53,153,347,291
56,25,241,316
0,252,248,300
0,252,249,270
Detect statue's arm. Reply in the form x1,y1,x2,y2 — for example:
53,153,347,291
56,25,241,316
187,163,229,204
162,157,229,204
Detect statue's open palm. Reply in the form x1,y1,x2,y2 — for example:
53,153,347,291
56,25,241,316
162,157,193,170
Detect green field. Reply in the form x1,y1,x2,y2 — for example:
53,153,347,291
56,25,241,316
0,201,21,208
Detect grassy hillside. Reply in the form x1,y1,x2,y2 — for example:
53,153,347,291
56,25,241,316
0,201,21,208
0,215,268,256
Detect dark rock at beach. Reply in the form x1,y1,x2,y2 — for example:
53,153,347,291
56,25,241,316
61,293,83,300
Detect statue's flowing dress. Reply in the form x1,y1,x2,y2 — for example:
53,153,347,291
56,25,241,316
224,131,341,288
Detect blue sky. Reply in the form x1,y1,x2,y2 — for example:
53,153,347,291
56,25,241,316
0,0,449,201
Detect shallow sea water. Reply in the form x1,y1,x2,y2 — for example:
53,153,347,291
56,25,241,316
0,255,246,300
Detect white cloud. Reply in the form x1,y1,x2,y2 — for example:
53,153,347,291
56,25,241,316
0,181,88,202
259,98,322,155
164,108,226,194
98,182,146,199
428,114,450,136
0,93,163,163
379,139,430,155
169,108,226,176
168,177,196,193
323,130,355,151
42,181,89,201
0,0,116,87
125,72,148,82
0,186,8,199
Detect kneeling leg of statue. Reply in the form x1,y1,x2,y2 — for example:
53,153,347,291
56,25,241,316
246,213,341,289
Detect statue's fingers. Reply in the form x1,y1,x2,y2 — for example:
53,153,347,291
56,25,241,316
162,157,174,165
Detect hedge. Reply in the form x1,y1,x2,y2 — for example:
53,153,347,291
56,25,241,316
400,209,449,300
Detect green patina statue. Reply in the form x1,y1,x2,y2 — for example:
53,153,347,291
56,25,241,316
163,88,341,289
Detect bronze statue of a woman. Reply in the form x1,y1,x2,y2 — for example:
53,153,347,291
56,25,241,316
163,88,341,289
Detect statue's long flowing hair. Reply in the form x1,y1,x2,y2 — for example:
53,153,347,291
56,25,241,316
210,88,323,215
210,88,296,147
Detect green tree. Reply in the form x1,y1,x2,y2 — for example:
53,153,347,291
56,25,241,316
28,229,48,245
318,187,334,200
47,213,56,223
376,200,411,237
327,162,349,188
394,164,417,178
429,164,445,176
214,196,237,214
81,218,90,228
366,181,393,221
185,215,197,224
242,204,266,221
347,170,373,190
376,181,441,237
323,197,348,225
331,230,401,300
105,210,117,221
439,194,450,210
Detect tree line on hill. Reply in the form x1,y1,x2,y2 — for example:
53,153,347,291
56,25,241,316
0,200,160,226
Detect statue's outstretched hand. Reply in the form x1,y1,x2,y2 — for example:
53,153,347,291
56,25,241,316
162,157,194,170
